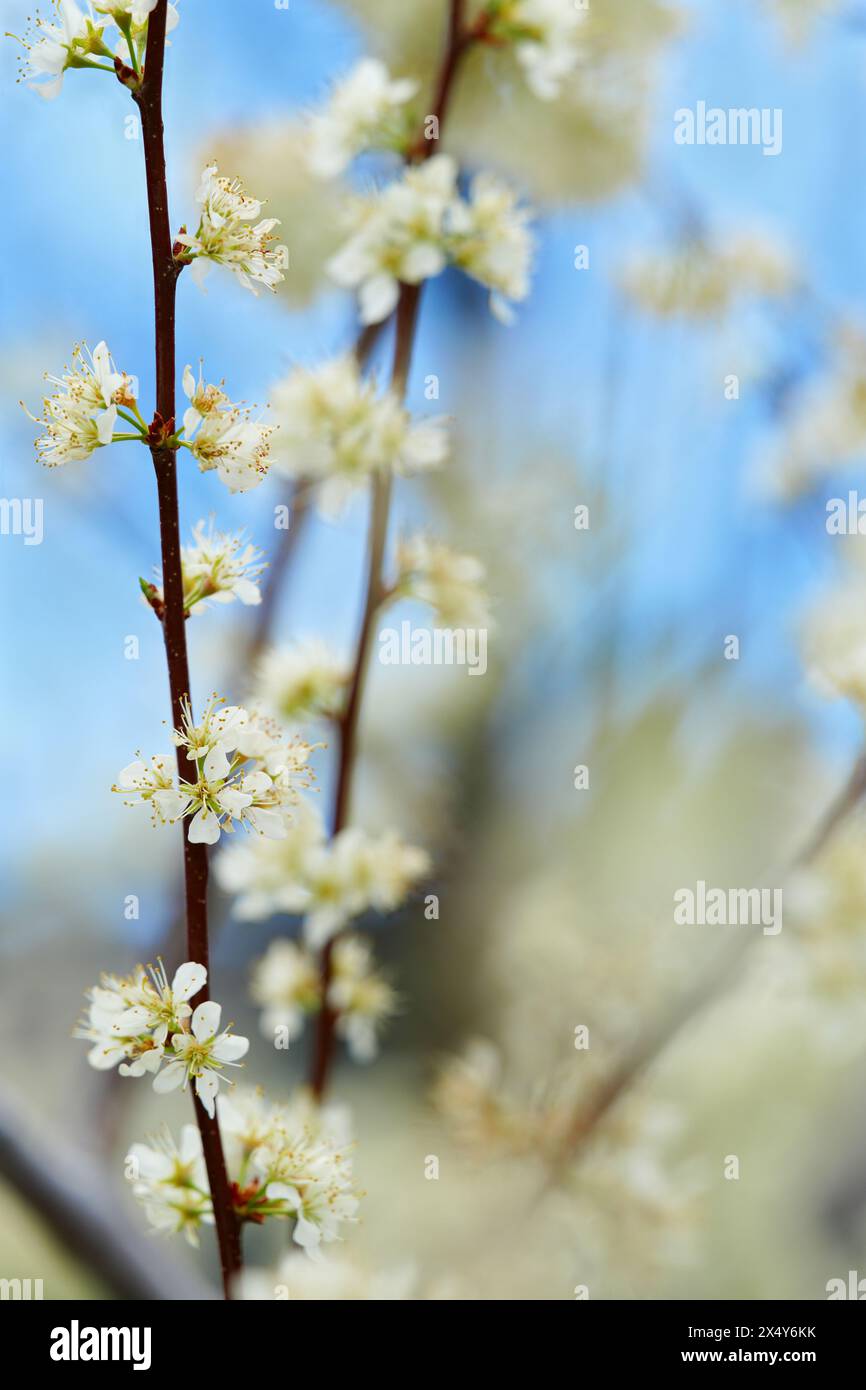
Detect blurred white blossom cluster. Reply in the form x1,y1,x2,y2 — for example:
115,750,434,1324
251,934,397,1061
127,1087,358,1255
327,152,535,324
269,354,449,515
76,960,248,1117
619,231,796,320
114,697,315,845
217,801,429,948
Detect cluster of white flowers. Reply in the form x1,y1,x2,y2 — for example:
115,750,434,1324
146,518,266,616
486,0,587,102
269,354,449,514
176,163,288,295
216,800,429,947
253,639,350,723
394,533,492,628
128,1087,359,1255
114,697,314,845
23,340,135,467
180,362,274,493
11,0,174,100
251,934,396,1060
75,959,248,1117
619,232,796,320
305,58,418,178
327,153,534,325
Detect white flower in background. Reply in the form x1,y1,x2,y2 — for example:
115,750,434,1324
126,1124,212,1248
251,940,321,1042
24,340,132,467
448,172,535,324
619,232,795,320
215,802,429,939
491,0,587,101
302,827,431,948
394,534,492,628
176,163,288,295
148,518,266,614
327,153,458,323
238,1251,415,1301
329,935,397,1061
269,354,448,514
253,639,349,723
113,753,188,826
801,577,866,710
756,325,866,501
116,698,315,846
153,999,249,1118
215,800,326,919
181,362,273,494
306,57,418,177
75,959,206,1078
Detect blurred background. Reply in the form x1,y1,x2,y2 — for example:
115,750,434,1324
3,0,866,1299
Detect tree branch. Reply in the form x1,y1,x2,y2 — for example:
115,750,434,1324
133,0,241,1297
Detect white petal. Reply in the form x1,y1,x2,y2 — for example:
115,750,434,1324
171,961,207,1002
195,1070,219,1118
212,1032,249,1063
188,807,221,844
192,1000,221,1042
152,1060,186,1094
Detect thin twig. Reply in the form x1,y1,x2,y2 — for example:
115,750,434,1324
308,0,472,1101
133,0,240,1297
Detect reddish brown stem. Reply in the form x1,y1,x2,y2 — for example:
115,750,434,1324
308,1,472,1102
134,0,241,1298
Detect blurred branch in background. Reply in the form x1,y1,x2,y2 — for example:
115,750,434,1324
0,1085,215,1300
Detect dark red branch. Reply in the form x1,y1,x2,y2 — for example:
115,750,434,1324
134,0,241,1298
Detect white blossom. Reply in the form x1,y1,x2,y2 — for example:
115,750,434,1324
215,802,429,942
153,999,249,1118
619,232,796,320
496,0,588,102
115,698,315,846
329,935,397,1061
253,639,350,723
181,363,273,494
447,172,535,324
327,154,458,323
125,1124,211,1247
306,57,418,178
75,959,206,1078
148,518,266,615
215,800,327,920
250,940,321,1043
176,163,288,295
13,1,104,100
394,533,492,628
24,340,133,467
269,353,448,514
